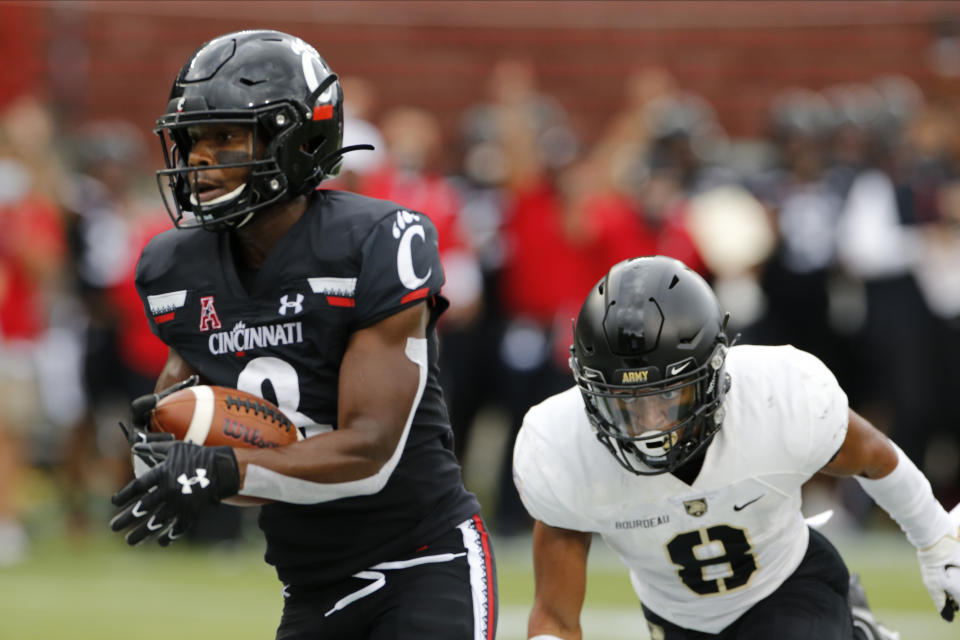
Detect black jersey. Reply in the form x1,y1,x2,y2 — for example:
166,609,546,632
135,190,481,588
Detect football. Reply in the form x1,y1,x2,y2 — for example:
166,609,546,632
150,385,302,449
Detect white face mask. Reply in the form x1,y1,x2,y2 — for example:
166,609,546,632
188,182,246,207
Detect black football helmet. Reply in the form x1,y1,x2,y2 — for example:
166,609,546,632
571,256,731,475
155,30,365,231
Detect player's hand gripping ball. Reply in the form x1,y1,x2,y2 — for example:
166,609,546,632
146,384,302,508
111,440,239,546
112,382,303,544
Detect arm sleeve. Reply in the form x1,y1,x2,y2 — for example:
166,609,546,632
134,242,174,341
353,209,446,329
781,347,850,475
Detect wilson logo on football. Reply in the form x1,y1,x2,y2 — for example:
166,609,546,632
221,419,284,448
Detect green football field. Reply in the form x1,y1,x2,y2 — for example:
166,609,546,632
0,517,953,640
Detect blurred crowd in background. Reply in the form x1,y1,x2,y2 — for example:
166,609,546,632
3,53,960,564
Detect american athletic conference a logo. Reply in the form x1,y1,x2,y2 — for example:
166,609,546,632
199,296,222,331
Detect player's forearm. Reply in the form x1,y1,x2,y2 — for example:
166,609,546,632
154,348,202,392
232,427,399,503
529,524,590,640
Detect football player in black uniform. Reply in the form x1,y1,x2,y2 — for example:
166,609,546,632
108,30,497,640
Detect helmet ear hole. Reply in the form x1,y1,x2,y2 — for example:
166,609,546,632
303,134,326,155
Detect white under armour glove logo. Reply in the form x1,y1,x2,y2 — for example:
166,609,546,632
917,533,960,620
177,469,210,495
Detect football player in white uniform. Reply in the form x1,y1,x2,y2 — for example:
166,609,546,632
513,256,960,640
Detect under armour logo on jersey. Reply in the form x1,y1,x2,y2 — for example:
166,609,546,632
278,293,304,316
199,296,222,332
177,469,210,494
391,210,432,290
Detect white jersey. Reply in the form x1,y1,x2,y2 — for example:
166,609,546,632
513,344,849,633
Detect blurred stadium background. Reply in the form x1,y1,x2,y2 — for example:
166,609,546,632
3,1,960,638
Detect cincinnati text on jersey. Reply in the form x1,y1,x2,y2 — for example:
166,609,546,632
208,320,304,355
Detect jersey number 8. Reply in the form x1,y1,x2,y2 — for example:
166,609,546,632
237,356,315,428
666,525,758,595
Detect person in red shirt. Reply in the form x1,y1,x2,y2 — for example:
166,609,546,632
0,98,67,563
59,121,170,535
358,107,487,464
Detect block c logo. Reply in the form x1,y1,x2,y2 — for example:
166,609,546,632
392,210,431,290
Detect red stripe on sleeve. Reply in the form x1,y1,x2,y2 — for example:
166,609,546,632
400,287,430,305
326,296,356,307
154,312,175,324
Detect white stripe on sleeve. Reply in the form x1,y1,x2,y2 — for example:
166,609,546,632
237,337,428,504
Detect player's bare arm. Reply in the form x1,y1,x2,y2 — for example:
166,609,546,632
514,257,960,637
232,301,428,487
155,346,204,391
819,408,899,479
823,411,960,620
528,521,591,640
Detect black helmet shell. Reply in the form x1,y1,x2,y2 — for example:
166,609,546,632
572,256,730,475
155,30,344,230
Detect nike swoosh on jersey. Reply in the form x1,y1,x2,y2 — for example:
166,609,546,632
733,495,764,511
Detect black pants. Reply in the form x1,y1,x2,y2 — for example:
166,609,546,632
276,516,497,640
643,528,858,640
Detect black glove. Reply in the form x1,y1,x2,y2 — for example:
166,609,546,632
110,440,239,547
118,375,199,469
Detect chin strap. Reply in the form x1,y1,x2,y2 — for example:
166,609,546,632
307,144,376,185
231,210,257,229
